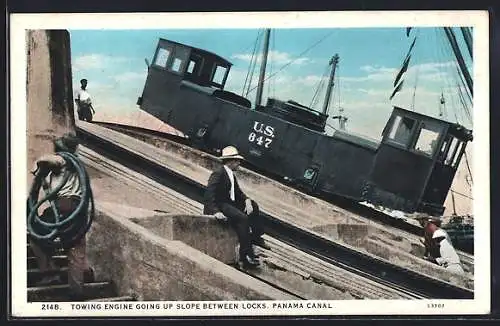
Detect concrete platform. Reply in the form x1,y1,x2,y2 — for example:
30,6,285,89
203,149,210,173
78,121,474,290
82,147,423,299
88,202,297,301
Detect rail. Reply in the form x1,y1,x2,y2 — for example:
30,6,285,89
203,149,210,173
92,121,473,256
76,124,474,299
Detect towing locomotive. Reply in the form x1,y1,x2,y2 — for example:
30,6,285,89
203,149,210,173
136,38,473,216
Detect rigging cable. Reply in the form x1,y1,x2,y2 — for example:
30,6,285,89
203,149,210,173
435,29,474,189
272,29,277,98
450,189,473,200
440,28,473,125
410,29,422,111
435,29,465,125
309,63,330,109
246,30,336,95
242,30,262,96
267,30,274,100
463,150,474,185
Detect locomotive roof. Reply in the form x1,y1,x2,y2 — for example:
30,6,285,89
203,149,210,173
159,38,233,67
393,106,473,141
332,130,380,151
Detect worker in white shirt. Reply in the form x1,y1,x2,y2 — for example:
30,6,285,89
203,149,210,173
28,133,95,299
75,79,95,122
430,229,465,275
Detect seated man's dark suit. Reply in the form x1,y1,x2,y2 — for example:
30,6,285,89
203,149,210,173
203,166,264,259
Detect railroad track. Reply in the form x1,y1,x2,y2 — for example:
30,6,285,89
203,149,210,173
76,123,473,299
80,146,419,300
92,121,471,254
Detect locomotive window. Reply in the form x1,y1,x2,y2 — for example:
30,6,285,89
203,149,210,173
187,60,196,73
414,123,442,157
168,46,190,73
445,137,460,165
444,137,465,168
154,48,171,67
186,55,203,76
453,141,466,168
171,58,183,72
387,115,415,146
212,65,227,85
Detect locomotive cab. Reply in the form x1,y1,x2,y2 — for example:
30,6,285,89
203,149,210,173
366,107,472,215
138,38,252,117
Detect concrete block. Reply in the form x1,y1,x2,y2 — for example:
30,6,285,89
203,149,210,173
87,204,292,301
363,238,473,290
131,214,239,264
337,224,370,247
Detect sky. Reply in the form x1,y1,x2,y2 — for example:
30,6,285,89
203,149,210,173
68,27,474,214
69,27,473,137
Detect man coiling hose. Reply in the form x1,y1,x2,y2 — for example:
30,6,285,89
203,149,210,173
27,133,95,299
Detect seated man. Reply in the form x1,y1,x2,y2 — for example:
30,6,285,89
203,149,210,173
203,146,269,268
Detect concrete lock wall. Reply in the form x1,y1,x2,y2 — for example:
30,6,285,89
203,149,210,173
87,204,295,301
131,214,239,265
27,29,75,186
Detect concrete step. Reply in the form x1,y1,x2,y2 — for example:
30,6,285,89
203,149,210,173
27,244,66,258
27,267,68,287
27,245,135,301
28,281,116,302
27,255,68,269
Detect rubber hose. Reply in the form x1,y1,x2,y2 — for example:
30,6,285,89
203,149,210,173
27,151,94,249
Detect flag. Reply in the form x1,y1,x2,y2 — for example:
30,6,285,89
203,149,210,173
392,36,416,88
390,80,404,100
394,54,411,87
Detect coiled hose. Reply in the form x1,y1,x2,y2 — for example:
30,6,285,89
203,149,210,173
27,151,94,249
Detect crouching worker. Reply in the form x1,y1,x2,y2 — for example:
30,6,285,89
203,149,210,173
203,146,270,269
27,133,95,300
418,216,445,260
427,229,465,275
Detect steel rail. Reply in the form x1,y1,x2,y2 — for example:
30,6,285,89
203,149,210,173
91,122,425,235
92,121,474,255
76,126,474,299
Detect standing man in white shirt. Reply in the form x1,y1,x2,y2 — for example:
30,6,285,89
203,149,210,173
75,78,95,122
203,146,269,269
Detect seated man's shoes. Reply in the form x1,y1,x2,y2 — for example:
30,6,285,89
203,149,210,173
240,254,260,269
252,235,271,250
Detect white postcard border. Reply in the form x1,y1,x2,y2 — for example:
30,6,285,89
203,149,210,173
10,10,490,317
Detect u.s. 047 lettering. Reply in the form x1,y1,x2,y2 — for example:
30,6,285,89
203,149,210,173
249,121,275,148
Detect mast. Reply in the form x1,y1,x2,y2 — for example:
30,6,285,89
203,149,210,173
443,27,473,97
460,27,473,59
255,28,271,108
451,191,457,216
321,54,340,115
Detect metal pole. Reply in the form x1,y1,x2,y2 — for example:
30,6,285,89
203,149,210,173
443,27,473,97
321,54,339,115
460,27,473,60
255,29,271,108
